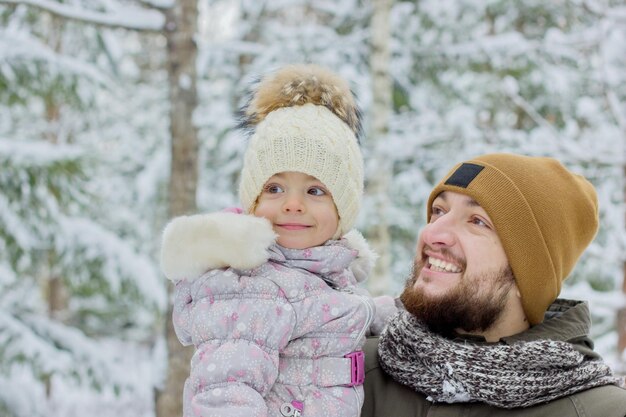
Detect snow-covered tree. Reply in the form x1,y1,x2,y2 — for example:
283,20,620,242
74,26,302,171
0,1,166,416
1,0,625,415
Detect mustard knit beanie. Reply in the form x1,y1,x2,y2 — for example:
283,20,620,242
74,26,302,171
427,153,599,325
238,64,363,238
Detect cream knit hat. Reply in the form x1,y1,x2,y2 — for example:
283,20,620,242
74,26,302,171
238,64,363,238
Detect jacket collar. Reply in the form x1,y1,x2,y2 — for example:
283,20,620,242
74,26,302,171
501,299,590,344
267,241,358,289
449,299,598,358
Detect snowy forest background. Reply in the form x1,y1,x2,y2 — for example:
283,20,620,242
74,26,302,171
1,0,625,416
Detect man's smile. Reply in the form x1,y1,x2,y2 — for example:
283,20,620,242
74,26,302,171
427,256,462,273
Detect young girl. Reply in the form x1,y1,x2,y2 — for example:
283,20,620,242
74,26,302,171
160,65,395,417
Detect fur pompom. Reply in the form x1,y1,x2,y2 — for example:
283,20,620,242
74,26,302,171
241,64,362,139
160,212,277,282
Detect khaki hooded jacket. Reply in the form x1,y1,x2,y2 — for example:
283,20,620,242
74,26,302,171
362,299,626,417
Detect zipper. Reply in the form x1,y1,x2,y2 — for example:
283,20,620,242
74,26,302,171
353,384,362,408
351,291,371,409
349,289,374,351
336,286,372,410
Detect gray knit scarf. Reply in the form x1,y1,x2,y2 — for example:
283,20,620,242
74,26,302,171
378,310,618,408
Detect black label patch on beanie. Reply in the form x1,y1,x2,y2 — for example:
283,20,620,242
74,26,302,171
445,163,484,188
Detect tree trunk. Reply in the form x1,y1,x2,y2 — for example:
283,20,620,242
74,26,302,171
366,0,393,296
233,4,263,111
618,162,626,370
155,1,199,416
42,14,67,399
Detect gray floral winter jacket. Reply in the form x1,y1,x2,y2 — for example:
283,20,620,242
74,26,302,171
161,212,395,417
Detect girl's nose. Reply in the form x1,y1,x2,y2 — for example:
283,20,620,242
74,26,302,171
282,194,305,213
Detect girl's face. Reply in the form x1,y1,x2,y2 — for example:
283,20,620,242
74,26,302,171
254,171,339,249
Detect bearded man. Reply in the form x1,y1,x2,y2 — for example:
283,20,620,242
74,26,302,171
362,153,626,417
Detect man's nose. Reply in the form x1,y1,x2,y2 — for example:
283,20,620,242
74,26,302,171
282,193,305,213
420,214,457,247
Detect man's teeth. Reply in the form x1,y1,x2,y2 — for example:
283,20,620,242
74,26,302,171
428,257,461,273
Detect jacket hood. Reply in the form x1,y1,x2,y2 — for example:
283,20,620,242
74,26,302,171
342,229,377,283
502,298,599,359
160,212,376,283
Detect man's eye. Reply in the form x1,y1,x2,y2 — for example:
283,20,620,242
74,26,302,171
429,206,445,222
264,184,284,193
471,217,489,228
431,206,445,216
308,186,326,196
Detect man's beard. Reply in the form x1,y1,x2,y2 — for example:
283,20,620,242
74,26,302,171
400,258,515,338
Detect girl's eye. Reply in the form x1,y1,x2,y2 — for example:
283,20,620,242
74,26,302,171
264,184,284,194
308,186,326,196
